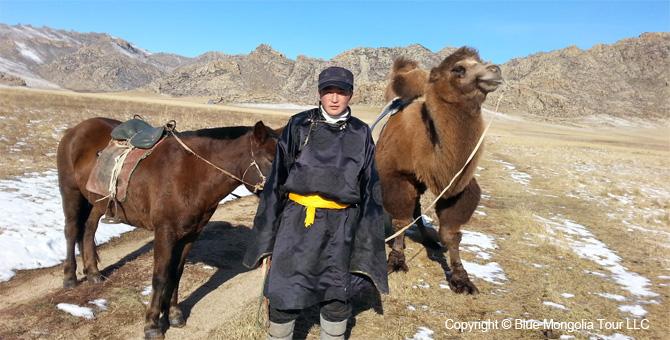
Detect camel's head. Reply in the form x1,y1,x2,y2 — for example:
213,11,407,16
428,46,503,103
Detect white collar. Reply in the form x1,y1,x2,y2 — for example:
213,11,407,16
320,105,350,124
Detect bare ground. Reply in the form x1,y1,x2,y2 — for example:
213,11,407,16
0,196,266,340
1,87,669,340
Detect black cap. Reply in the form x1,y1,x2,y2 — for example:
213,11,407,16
318,66,354,92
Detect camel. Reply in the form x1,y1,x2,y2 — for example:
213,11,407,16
376,46,503,294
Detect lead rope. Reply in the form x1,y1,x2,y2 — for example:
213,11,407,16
385,83,507,242
168,126,265,193
256,255,271,329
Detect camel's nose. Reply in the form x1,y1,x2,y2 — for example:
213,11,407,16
487,64,501,75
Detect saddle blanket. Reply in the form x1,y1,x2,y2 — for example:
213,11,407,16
85,140,161,202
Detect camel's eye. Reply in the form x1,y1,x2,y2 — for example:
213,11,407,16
451,66,466,77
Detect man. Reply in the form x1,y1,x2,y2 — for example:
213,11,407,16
243,66,389,340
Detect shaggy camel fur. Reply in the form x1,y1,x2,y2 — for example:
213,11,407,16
376,47,502,294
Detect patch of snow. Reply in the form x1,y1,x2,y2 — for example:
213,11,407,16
89,299,108,311
141,286,152,296
543,301,570,310
591,292,627,302
491,159,532,186
56,303,95,319
405,326,435,340
536,215,658,298
617,305,647,318
461,260,507,285
14,41,43,64
0,170,251,283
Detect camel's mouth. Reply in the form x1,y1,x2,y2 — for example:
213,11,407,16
478,78,503,93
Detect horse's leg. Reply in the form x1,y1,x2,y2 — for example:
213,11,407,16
167,235,197,328
82,208,104,283
382,174,418,273
61,187,91,288
144,234,174,340
435,178,480,295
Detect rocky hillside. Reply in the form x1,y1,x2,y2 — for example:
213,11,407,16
1,24,667,120
488,32,670,120
0,24,193,91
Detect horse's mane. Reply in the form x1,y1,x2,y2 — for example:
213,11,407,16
177,125,279,141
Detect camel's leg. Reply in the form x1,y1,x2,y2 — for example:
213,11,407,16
167,235,197,328
414,197,441,249
387,224,410,273
382,173,419,273
82,208,104,284
435,178,481,295
61,187,91,288
144,233,174,340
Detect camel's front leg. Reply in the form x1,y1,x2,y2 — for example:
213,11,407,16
436,178,481,295
387,221,409,273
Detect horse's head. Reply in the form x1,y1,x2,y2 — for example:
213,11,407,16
428,46,503,104
243,121,281,194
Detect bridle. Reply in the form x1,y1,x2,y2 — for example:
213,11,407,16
167,125,266,194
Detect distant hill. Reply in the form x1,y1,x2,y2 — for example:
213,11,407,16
1,24,667,121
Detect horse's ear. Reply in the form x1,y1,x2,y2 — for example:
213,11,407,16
253,121,268,144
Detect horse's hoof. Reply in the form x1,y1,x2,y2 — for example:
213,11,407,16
63,278,77,289
169,315,186,328
87,273,103,284
144,326,165,340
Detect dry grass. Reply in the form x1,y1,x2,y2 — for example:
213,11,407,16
0,87,289,179
1,87,669,339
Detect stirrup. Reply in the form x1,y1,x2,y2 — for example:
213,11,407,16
100,215,120,224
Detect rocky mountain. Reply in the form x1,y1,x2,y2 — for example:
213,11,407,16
488,32,670,120
1,24,667,120
0,24,193,91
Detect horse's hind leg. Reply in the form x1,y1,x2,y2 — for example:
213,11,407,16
436,178,481,295
61,186,91,288
82,208,104,283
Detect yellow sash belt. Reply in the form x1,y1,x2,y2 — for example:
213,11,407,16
288,193,350,227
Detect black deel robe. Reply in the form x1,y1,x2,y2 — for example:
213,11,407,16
243,107,389,310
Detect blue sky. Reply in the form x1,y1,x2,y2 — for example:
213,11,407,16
1,1,668,64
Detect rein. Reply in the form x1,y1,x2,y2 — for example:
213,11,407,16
384,83,507,242
166,123,266,194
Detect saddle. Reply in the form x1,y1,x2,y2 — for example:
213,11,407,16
110,118,168,149
86,117,174,223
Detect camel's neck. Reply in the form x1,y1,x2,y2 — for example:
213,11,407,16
423,98,485,150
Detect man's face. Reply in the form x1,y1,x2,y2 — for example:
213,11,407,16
319,86,352,116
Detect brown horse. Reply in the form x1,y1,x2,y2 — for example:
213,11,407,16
56,117,280,339
376,47,502,294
